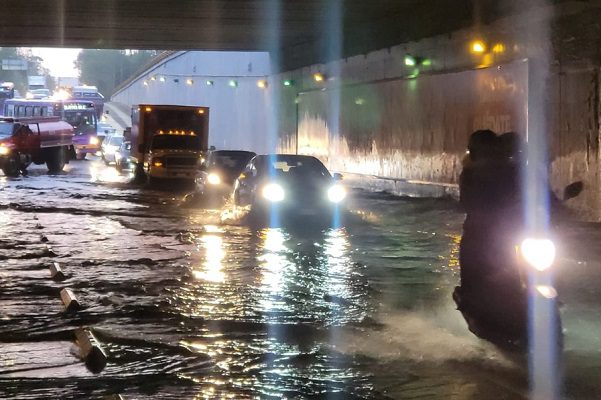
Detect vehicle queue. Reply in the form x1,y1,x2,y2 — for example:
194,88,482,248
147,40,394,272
0,99,350,228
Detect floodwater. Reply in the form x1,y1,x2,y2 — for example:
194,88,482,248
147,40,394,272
0,158,600,399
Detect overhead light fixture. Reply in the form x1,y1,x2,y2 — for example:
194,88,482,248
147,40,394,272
492,43,506,54
257,79,268,89
229,80,238,88
206,80,214,86
313,73,325,82
143,80,148,86
283,79,294,87
186,79,194,85
159,76,166,82
404,55,417,66
470,40,487,54
150,76,156,81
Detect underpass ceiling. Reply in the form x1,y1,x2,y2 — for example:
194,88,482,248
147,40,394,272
0,0,573,70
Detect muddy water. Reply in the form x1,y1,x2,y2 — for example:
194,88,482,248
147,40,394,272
0,159,599,399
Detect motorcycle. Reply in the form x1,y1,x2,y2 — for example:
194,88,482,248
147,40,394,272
453,181,582,352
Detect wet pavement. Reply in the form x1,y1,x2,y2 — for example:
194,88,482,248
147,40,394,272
0,158,600,399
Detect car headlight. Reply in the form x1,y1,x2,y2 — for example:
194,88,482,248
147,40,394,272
262,183,285,202
0,145,10,155
89,136,99,145
207,173,221,185
327,184,347,203
520,238,556,271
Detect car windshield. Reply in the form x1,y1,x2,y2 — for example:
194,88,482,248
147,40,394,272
109,135,123,146
151,134,201,150
97,124,115,134
209,152,254,171
259,156,331,180
0,122,14,138
64,110,96,134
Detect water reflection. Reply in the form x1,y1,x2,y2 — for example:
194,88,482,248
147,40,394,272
89,160,133,183
258,228,291,297
193,226,226,283
323,228,352,300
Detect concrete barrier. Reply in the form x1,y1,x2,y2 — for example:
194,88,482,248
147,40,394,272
75,328,108,373
60,288,81,312
49,262,66,281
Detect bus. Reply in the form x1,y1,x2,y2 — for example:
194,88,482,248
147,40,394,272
3,98,100,159
71,85,105,118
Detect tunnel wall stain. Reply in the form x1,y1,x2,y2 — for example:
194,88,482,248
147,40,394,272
549,67,601,220
289,62,527,186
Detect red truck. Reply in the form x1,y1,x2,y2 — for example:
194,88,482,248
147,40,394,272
0,116,74,177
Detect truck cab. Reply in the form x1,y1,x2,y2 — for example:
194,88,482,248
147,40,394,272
0,116,74,176
130,105,209,182
144,131,204,180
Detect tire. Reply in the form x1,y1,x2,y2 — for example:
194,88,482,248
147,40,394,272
46,146,66,173
76,152,86,160
133,163,147,183
2,155,20,177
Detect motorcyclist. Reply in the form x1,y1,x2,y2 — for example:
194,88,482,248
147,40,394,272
455,130,527,345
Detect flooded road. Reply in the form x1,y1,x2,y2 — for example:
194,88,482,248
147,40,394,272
0,158,600,399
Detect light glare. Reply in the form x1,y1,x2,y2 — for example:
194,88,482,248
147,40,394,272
328,184,347,203
262,183,285,202
471,40,486,54
521,238,556,271
207,173,221,185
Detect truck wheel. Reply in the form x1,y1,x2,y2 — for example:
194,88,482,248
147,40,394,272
47,147,66,173
133,163,147,183
2,155,20,177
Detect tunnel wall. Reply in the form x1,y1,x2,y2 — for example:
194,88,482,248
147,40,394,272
548,66,601,220
290,61,528,187
111,51,272,154
274,6,601,221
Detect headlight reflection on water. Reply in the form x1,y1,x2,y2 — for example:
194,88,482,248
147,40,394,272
258,228,291,296
193,226,226,283
324,228,353,302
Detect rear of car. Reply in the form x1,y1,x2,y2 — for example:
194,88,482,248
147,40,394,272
101,133,124,164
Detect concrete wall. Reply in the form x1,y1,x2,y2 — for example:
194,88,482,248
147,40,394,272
111,51,272,154
273,5,601,221
549,66,601,220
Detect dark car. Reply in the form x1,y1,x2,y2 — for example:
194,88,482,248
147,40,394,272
233,154,346,225
114,141,132,171
188,150,256,206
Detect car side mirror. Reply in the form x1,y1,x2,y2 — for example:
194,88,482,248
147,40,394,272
333,173,343,181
